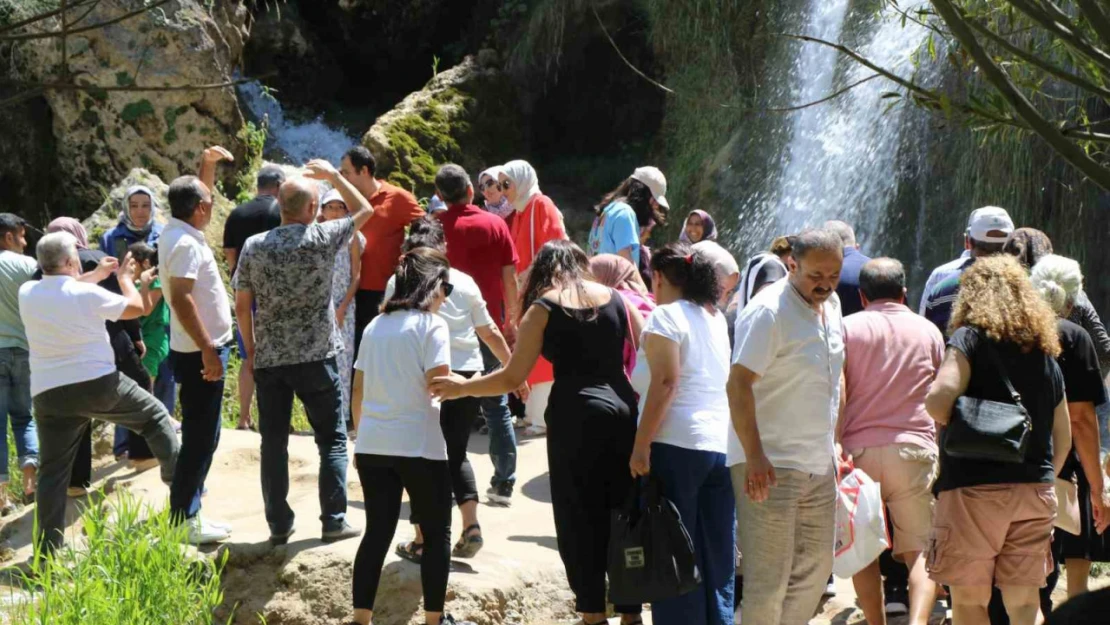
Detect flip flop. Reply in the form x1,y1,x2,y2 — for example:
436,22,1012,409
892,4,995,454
395,540,423,564
451,523,483,558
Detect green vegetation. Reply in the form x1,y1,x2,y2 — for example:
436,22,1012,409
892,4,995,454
121,100,156,125
10,492,227,625
378,87,471,195
233,122,267,204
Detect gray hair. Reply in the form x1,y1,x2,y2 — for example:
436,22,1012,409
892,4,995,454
167,175,208,221
823,220,856,247
859,258,906,301
791,228,844,261
1030,254,1083,316
434,164,472,205
37,232,78,275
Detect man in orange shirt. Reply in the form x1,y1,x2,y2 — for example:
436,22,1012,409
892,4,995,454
340,147,424,357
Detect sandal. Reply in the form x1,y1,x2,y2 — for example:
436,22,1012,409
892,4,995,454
395,540,423,564
451,523,483,558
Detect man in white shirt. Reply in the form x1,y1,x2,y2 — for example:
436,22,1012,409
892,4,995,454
21,232,179,554
727,228,846,625
160,160,236,544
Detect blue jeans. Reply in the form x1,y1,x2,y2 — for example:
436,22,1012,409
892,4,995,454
0,347,37,481
169,345,229,520
480,342,516,489
650,442,735,625
254,358,348,534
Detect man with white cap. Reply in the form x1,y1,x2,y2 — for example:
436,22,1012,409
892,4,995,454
233,160,374,547
919,207,1000,315
922,206,1014,336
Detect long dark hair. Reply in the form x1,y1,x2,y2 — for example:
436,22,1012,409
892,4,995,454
381,247,450,314
651,243,721,307
594,178,664,227
521,240,597,320
402,216,447,254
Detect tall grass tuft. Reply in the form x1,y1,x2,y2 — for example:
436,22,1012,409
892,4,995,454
9,492,228,625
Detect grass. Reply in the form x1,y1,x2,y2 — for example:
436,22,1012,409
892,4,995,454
9,492,228,625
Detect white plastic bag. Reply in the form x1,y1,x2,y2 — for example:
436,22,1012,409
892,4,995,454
833,467,890,578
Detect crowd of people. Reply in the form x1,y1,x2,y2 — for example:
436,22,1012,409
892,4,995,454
0,141,1107,625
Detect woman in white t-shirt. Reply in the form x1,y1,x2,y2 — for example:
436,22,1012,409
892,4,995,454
629,243,736,625
348,247,468,625
384,217,516,563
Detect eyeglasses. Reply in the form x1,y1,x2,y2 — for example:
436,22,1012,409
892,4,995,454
481,179,499,191
499,180,512,191
442,282,454,297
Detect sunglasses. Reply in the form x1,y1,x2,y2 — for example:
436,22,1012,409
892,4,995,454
499,180,512,191
442,281,454,297
481,179,499,191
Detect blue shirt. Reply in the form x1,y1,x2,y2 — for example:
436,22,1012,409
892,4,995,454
923,257,974,336
836,247,871,317
99,221,163,256
588,201,639,260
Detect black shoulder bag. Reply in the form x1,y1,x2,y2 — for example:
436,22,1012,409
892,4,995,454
943,335,1032,464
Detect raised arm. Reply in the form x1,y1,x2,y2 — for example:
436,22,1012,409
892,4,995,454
430,303,548,399
198,145,234,193
305,159,373,230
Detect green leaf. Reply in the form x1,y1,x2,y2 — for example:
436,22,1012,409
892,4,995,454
881,91,902,99
927,35,936,62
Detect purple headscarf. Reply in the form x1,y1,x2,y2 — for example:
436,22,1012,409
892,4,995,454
679,209,718,244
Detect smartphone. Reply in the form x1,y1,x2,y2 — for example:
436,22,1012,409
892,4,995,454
113,237,128,261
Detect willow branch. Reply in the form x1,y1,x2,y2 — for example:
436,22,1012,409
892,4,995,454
0,0,173,42
766,74,881,112
591,4,674,95
0,74,268,94
1074,0,1110,49
967,16,1110,103
1005,0,1110,74
931,0,1110,191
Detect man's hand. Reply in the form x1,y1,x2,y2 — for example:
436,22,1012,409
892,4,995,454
743,451,777,503
202,145,234,164
91,256,119,282
118,253,137,282
630,441,651,477
513,380,530,403
304,159,340,182
835,443,854,479
201,344,224,382
140,266,158,289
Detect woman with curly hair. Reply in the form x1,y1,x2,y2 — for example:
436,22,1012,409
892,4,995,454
924,255,1072,625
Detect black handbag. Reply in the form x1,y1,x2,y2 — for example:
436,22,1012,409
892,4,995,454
607,475,701,605
943,335,1032,464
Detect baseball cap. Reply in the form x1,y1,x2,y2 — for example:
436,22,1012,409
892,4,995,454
630,166,669,210
967,206,1014,243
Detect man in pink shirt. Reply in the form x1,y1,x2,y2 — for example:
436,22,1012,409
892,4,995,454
839,258,944,625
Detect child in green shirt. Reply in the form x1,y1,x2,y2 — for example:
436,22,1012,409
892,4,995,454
127,242,175,468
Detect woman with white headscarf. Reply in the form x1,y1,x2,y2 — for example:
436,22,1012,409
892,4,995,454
99,185,164,256
319,188,366,427
477,166,513,221
500,160,567,436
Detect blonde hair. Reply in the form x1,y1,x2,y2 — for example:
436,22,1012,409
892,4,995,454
949,254,1061,357
1030,254,1083,317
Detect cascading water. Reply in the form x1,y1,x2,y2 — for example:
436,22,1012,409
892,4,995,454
731,0,932,253
237,81,357,165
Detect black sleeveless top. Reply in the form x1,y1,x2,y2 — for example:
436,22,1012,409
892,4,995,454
533,288,633,393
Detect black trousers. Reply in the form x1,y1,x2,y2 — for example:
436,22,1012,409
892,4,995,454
353,290,385,360
546,382,640,615
412,372,480,525
353,453,452,612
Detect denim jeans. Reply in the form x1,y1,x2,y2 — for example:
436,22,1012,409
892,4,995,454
169,345,229,521
0,347,38,481
254,357,348,534
732,463,836,625
1097,395,1110,462
480,342,516,489
650,443,735,625
34,372,178,553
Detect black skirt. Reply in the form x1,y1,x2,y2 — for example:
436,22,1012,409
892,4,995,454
1054,451,1110,562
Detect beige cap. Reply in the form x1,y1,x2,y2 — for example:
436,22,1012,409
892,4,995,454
630,166,669,210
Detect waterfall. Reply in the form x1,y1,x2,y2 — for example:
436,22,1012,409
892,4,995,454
237,81,357,166
740,0,931,252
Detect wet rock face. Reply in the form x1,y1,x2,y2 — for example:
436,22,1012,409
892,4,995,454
361,53,528,197
2,1,250,218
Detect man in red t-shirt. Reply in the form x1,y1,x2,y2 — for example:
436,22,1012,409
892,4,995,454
340,147,424,357
434,164,521,505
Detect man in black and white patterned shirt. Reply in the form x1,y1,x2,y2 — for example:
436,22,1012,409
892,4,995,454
233,159,373,546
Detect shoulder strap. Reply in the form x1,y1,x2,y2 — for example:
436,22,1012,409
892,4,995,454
978,330,1026,410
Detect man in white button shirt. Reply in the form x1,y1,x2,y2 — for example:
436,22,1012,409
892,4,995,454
21,232,179,555
727,228,846,625
159,150,236,544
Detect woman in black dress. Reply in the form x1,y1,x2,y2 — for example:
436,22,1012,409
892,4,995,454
431,240,646,625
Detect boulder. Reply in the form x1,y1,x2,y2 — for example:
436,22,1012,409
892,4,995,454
361,52,528,197
4,1,250,215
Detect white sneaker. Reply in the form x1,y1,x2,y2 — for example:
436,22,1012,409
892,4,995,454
185,516,230,544
207,518,233,533
824,577,837,597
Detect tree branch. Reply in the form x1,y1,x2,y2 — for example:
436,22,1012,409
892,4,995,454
591,4,674,95
0,0,96,37
1074,0,1110,49
931,0,1110,191
0,0,173,42
0,74,270,95
1006,0,1110,74
766,73,882,112
967,15,1110,103
60,0,68,82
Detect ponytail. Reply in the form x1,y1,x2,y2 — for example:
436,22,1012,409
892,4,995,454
650,243,720,307
381,248,450,314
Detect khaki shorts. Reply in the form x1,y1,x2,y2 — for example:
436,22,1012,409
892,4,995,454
926,483,1056,588
849,444,937,557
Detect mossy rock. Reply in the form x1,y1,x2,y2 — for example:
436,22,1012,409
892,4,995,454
362,53,527,197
